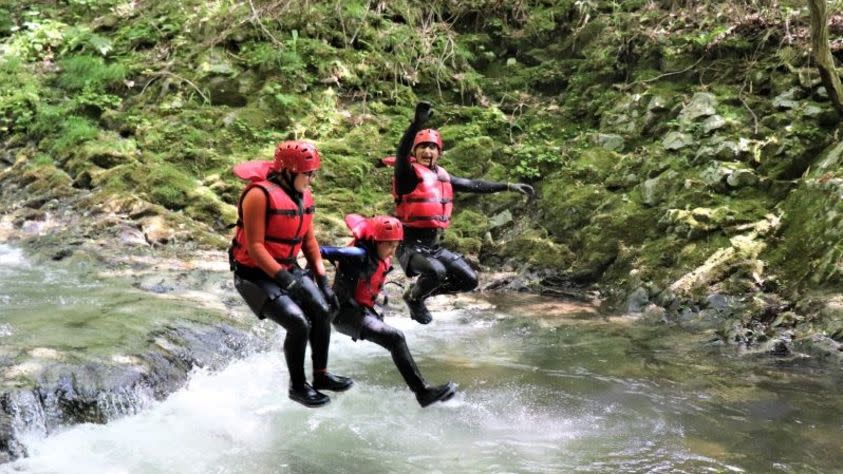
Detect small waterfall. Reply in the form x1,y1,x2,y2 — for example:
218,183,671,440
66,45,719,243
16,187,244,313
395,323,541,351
96,384,156,420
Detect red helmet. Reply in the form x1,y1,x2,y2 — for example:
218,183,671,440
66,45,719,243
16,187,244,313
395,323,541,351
370,215,403,241
345,214,403,242
413,129,443,151
273,140,321,173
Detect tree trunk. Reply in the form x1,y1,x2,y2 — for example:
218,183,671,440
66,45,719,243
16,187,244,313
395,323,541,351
808,0,843,116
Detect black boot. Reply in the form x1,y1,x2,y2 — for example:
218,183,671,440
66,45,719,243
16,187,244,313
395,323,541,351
415,382,456,408
289,383,330,407
403,286,432,324
313,372,354,392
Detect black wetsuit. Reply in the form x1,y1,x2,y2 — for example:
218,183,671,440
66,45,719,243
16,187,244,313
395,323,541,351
394,121,509,301
321,243,428,393
231,183,333,389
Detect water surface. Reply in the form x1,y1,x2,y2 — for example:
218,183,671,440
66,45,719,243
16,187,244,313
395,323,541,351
2,245,841,473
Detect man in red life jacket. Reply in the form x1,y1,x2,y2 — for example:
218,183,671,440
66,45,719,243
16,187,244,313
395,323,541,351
230,140,352,407
391,102,535,324
321,214,457,407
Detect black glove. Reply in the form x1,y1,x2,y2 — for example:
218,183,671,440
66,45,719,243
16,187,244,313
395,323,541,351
508,183,536,197
316,274,340,310
414,101,433,126
274,269,302,296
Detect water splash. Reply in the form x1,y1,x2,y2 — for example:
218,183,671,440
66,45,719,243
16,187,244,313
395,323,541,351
0,245,28,269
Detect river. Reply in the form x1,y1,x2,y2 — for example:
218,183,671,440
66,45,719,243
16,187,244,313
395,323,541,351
1,244,841,473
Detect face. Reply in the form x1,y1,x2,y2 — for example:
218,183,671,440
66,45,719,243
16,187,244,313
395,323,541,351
292,170,316,192
413,143,440,167
376,240,399,260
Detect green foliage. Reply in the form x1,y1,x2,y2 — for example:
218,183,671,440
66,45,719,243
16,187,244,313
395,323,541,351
56,55,127,91
0,58,41,133
145,162,196,211
61,26,114,56
52,116,99,153
0,8,13,36
2,18,68,61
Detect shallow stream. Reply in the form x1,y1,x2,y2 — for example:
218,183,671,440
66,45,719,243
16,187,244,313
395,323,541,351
1,244,841,473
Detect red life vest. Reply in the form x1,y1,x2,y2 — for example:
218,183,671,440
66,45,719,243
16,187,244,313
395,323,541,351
230,179,314,270
353,256,391,308
392,160,453,229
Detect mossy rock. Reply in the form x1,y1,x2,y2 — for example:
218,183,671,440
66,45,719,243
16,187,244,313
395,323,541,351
539,178,609,238
65,132,139,176
184,186,237,231
497,229,575,270
21,164,73,195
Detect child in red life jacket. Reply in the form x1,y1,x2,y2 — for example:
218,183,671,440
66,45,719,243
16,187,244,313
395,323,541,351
388,102,536,324
321,214,456,407
230,140,351,408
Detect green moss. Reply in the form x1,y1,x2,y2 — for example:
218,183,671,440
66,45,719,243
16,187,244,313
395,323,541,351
56,55,127,92
52,116,100,155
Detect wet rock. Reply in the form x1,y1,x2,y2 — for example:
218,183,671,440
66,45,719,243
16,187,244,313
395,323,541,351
489,209,513,229
207,77,247,107
198,49,237,76
642,303,666,321
118,226,150,247
772,87,804,110
0,322,265,460
794,335,843,361
594,133,625,152
640,170,678,206
679,92,717,121
136,279,176,294
626,287,649,313
0,403,26,463
701,162,757,190
662,131,694,150
140,215,175,246
726,168,758,188
647,95,670,112
701,115,726,134
50,248,74,261
801,105,838,125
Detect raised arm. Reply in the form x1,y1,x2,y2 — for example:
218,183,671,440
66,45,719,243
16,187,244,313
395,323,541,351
394,102,434,195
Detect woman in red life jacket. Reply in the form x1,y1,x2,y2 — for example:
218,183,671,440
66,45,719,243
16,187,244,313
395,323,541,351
230,140,352,408
320,214,456,407
391,102,535,324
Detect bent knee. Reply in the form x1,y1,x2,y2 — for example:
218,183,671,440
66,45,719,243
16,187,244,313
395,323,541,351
461,275,479,291
384,328,406,348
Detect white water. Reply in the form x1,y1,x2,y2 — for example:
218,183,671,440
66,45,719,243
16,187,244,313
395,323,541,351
3,309,619,474
2,250,841,473
0,244,28,270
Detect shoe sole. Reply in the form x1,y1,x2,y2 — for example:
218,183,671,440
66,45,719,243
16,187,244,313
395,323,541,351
289,395,331,408
312,381,354,392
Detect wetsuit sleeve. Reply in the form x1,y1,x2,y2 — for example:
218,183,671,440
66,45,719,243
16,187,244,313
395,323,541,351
320,246,367,265
301,223,326,277
394,121,422,196
241,187,282,278
450,175,509,194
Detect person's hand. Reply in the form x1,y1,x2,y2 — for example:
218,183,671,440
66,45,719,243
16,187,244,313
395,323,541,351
274,269,302,295
316,274,340,310
508,182,535,197
414,101,433,125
